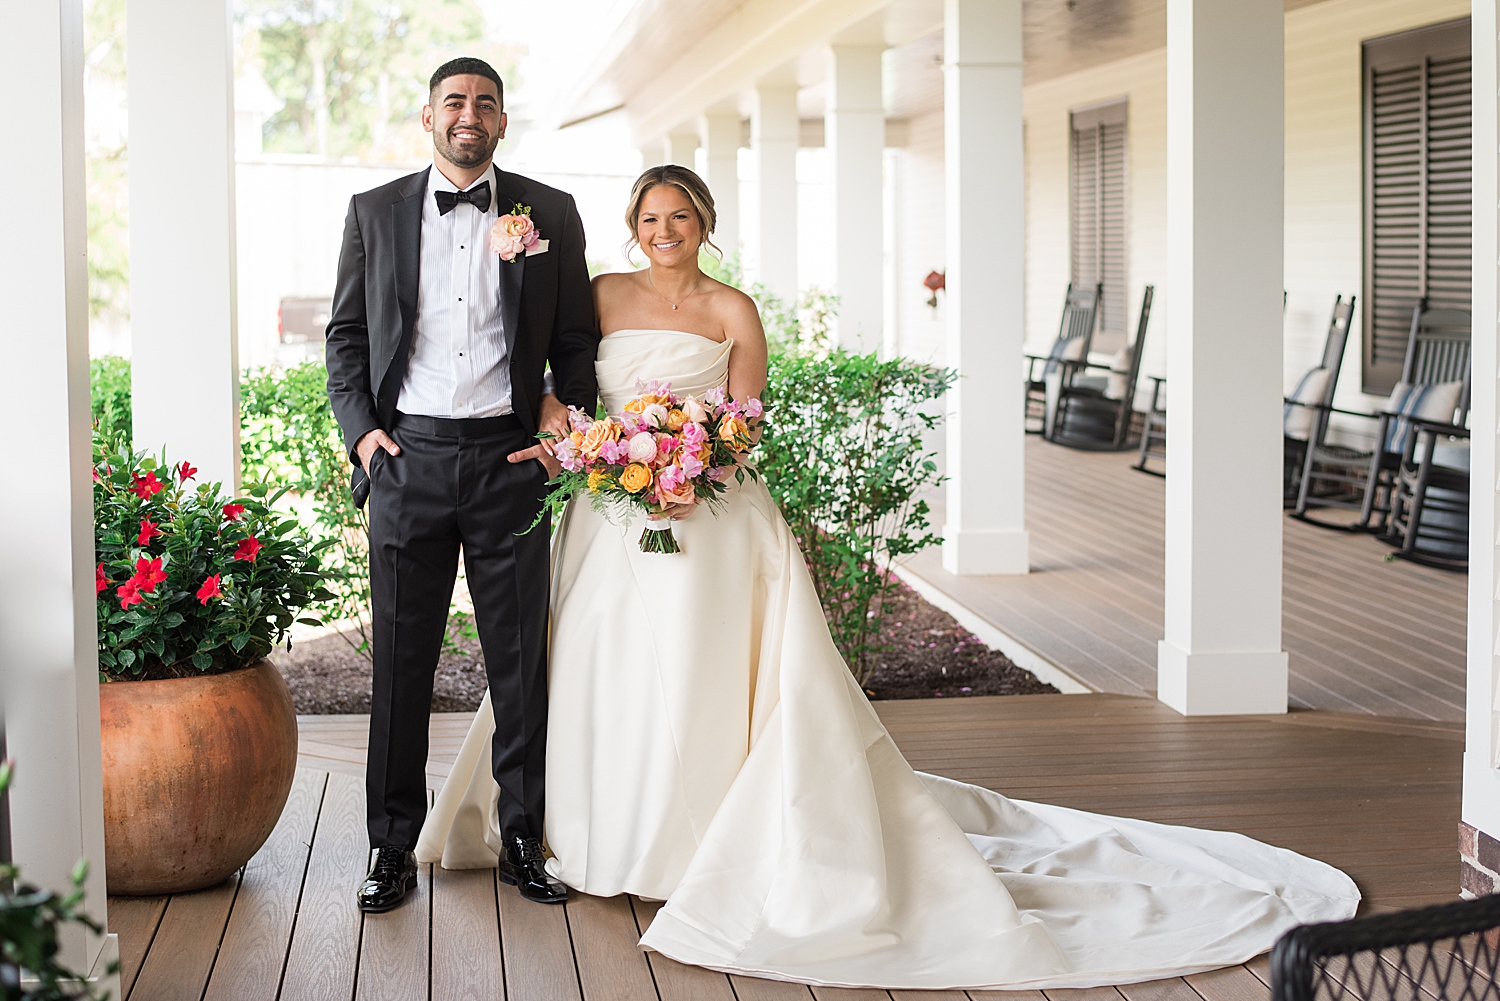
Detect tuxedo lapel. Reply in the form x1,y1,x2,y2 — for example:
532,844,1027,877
379,168,428,415
494,170,527,364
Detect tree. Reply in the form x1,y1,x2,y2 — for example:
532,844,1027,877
239,0,519,161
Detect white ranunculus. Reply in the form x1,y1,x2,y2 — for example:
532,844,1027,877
626,432,658,463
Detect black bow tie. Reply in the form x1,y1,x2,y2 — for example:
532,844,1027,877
435,181,491,215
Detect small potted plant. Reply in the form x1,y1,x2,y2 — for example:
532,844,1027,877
93,435,334,895
0,762,117,1001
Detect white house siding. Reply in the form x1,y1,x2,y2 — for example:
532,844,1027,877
1013,0,1469,428
1022,50,1168,388
890,107,949,366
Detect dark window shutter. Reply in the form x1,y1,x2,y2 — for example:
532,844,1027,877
1363,19,1470,395
1071,100,1128,343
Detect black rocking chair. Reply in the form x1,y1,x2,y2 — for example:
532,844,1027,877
1293,302,1470,532
1272,893,1500,1001
1025,283,1102,436
1048,285,1155,451
1283,296,1355,507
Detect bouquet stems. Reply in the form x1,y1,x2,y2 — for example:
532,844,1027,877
639,516,680,554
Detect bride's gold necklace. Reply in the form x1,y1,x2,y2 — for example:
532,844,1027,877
646,270,702,311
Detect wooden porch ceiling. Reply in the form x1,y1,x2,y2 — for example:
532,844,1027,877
111,694,1461,1000
901,438,1468,722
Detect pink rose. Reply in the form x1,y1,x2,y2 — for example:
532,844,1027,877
683,396,709,423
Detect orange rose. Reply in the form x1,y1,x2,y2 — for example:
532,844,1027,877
658,478,697,518
718,415,751,451
666,408,687,431
579,418,621,460
619,462,652,494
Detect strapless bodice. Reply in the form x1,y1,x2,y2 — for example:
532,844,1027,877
595,329,732,414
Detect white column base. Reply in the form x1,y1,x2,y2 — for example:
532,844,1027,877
1156,640,1288,716
941,527,1030,576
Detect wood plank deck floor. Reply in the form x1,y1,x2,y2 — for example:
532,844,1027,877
900,438,1468,721
113,694,1464,1000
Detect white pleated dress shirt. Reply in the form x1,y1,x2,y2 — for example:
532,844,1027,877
397,163,512,418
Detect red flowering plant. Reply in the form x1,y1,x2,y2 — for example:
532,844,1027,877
93,436,336,680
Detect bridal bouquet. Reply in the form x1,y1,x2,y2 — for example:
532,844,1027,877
538,381,764,553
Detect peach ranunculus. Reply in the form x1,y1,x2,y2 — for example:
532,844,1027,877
619,462,652,494
718,414,752,451
489,212,540,261
579,417,622,461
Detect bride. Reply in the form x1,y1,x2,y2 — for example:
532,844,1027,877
416,165,1358,990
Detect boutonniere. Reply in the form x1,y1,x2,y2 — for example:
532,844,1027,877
490,201,548,261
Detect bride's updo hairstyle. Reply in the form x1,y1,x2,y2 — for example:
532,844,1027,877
624,165,721,259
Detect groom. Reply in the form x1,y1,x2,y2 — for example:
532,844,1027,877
325,57,599,911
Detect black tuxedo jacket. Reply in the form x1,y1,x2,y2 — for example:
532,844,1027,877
325,166,600,504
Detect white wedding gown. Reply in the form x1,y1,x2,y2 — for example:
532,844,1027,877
416,328,1359,991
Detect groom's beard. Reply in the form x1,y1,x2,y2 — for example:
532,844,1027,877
435,124,500,169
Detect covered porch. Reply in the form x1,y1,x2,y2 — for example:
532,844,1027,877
111,694,1462,1000
900,438,1468,721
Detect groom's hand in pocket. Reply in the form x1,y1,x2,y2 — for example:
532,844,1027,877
356,429,401,472
508,441,561,480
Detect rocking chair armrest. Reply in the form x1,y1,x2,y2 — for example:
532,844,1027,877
1406,419,1470,439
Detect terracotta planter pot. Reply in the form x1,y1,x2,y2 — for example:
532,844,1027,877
100,660,298,895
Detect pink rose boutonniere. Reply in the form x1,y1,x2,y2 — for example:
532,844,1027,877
490,201,548,262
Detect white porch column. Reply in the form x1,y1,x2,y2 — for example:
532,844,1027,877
128,0,241,490
663,128,700,168
827,44,885,353
941,0,1029,576
0,0,117,990
1157,0,1287,715
1462,4,1500,839
699,112,742,258
750,84,800,302
638,142,666,170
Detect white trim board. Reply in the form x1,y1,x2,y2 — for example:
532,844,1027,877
891,564,1093,695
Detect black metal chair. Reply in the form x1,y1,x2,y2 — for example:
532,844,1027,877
1025,283,1102,436
1271,894,1500,1001
1283,296,1355,507
1048,285,1155,451
1293,302,1470,531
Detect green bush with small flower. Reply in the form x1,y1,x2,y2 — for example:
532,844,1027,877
93,436,337,681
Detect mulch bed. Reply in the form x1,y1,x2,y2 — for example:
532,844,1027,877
277,577,1057,715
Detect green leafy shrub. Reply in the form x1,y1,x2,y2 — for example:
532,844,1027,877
240,361,373,659
88,356,131,441
93,439,335,680
0,762,116,1001
759,351,955,685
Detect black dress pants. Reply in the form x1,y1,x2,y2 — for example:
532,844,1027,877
365,414,551,849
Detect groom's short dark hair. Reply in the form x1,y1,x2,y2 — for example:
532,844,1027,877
429,57,504,107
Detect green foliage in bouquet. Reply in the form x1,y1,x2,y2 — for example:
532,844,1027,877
241,361,374,659
759,351,955,686
94,438,335,681
0,763,117,1001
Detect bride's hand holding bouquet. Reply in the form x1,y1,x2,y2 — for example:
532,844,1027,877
534,380,764,553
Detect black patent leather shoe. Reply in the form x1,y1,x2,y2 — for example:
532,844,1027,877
357,847,418,913
498,835,567,904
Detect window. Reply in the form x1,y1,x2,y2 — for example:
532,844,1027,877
1070,99,1128,348
1362,18,1471,394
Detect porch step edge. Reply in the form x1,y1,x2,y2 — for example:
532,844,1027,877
891,564,1093,695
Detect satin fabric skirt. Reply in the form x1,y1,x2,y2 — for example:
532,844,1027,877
417,474,1358,991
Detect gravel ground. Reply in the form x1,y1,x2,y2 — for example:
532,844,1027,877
277,575,1057,714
